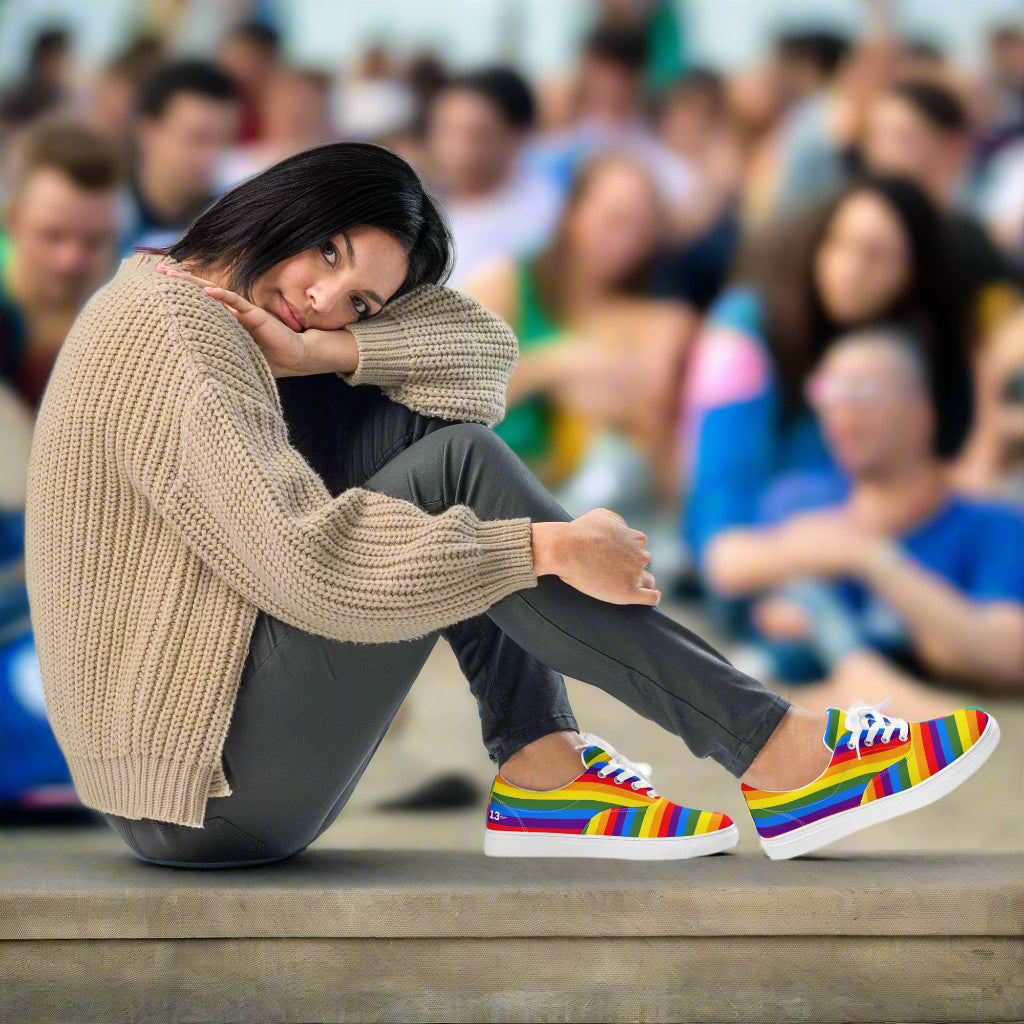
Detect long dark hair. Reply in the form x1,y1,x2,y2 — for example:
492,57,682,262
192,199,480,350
731,172,972,458
161,140,455,301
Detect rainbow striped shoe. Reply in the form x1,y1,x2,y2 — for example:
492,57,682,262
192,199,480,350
483,732,738,860
741,699,1000,860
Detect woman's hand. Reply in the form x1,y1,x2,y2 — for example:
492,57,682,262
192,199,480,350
154,264,358,378
532,509,660,605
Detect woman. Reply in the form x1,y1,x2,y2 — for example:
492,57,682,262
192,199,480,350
24,142,994,866
465,149,696,506
678,173,973,589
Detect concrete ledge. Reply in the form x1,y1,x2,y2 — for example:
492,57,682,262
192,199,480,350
2,849,1022,1022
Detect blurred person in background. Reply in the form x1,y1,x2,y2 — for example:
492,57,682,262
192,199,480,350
332,43,419,147
82,35,165,162
120,59,240,256
463,150,695,541
963,303,1024,505
0,26,73,141
425,66,563,289
1,117,122,411
523,21,700,239
702,325,1024,721
740,24,853,224
861,78,1022,344
216,19,281,144
220,66,333,186
650,66,745,312
974,20,1024,163
677,174,971,615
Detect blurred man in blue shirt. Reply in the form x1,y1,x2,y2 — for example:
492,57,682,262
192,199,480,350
702,323,1024,701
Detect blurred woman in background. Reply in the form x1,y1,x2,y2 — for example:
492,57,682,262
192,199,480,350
462,149,697,518
677,173,973,623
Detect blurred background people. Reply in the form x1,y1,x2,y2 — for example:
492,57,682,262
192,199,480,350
702,325,1024,719
120,58,240,256
424,66,564,289
676,173,972,612
462,151,695,520
1,0,1022,823
1,117,122,410
215,19,281,144
220,65,333,185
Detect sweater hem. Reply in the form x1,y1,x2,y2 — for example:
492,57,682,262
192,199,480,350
68,754,217,828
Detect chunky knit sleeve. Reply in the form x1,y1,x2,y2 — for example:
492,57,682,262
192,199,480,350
337,283,519,426
155,374,539,644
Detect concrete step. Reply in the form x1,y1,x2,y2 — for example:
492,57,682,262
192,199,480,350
2,847,1021,1023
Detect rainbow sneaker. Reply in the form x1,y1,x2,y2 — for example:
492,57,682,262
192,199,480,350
483,732,738,860
741,699,1000,860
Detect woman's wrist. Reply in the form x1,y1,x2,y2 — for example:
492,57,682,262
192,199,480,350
531,521,572,576
295,328,360,377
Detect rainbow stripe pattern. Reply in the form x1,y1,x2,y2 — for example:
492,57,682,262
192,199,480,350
741,704,991,841
485,742,734,840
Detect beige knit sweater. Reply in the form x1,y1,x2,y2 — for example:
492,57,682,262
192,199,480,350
24,252,539,827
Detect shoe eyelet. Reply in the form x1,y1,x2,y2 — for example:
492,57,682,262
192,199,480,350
864,739,873,746
847,742,854,750
613,778,623,784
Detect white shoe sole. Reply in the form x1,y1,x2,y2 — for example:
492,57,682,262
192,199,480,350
757,713,1001,861
483,822,739,860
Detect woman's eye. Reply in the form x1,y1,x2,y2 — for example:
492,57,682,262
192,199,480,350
352,296,369,317
320,241,337,267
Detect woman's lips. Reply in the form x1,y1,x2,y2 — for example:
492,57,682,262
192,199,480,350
279,293,306,332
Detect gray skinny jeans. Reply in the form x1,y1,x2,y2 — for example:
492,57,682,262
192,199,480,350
103,373,791,867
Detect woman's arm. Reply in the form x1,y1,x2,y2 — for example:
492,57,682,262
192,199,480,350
157,264,520,427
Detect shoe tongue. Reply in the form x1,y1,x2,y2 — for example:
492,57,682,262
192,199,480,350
823,707,850,751
580,743,615,770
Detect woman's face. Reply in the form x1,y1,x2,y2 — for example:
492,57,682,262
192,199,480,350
251,224,409,332
566,160,662,287
813,191,911,323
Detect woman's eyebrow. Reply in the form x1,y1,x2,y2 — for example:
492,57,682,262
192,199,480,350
339,229,384,307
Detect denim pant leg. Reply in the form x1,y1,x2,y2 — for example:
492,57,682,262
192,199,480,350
355,417,793,782
294,373,581,770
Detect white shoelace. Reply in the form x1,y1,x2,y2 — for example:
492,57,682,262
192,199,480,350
843,696,909,760
577,731,660,798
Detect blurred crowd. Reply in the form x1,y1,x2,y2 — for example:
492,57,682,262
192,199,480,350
2,0,1023,820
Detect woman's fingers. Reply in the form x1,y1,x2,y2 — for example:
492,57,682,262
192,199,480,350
155,263,217,290
202,285,258,316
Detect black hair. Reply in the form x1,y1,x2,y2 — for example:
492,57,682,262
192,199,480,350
887,78,969,135
441,66,537,132
162,140,455,301
136,59,240,119
775,29,851,77
225,19,281,52
29,26,70,73
731,172,973,459
583,23,650,74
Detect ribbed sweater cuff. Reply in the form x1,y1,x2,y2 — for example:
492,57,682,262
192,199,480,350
472,516,539,599
336,316,414,389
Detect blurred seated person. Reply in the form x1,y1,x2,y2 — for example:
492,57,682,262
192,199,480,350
650,66,745,312
677,173,971,598
463,150,696,510
1,117,121,410
82,35,165,163
861,78,1023,347
219,66,332,187
523,22,699,240
967,303,1024,504
120,59,240,255
703,325,1023,720
216,19,281,144
424,66,563,289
